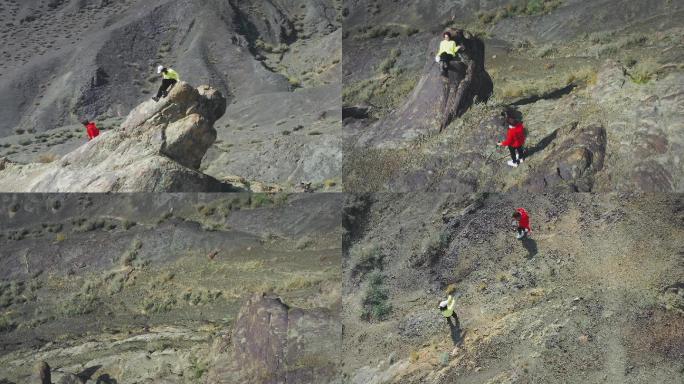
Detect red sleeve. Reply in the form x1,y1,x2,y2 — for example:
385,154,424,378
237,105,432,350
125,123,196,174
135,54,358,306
516,208,530,230
516,124,526,146
86,123,99,140
500,128,516,146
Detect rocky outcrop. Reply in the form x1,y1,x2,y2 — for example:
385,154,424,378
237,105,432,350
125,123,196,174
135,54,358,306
356,31,493,148
0,83,235,192
589,62,683,192
33,361,51,384
520,123,607,192
207,294,341,384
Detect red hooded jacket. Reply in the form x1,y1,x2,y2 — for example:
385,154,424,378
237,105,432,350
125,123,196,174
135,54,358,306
86,122,100,140
516,208,530,231
500,123,525,148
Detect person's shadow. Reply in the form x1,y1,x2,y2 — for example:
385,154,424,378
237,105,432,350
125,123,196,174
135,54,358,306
446,316,463,345
521,237,538,258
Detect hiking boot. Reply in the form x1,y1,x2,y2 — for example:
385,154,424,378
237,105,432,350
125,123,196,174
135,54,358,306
516,232,524,239
507,160,518,167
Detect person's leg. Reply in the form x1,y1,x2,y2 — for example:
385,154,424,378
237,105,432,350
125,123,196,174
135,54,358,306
161,79,175,97
155,79,171,99
439,53,452,75
516,147,525,162
509,146,517,162
451,312,460,328
161,79,177,97
517,227,526,239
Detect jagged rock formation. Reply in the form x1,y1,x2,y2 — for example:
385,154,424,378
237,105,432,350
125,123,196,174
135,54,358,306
355,31,492,148
33,361,51,384
0,83,234,192
207,294,341,384
438,31,494,131
520,123,607,192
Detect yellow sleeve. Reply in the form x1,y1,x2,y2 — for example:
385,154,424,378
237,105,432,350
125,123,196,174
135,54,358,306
437,41,446,56
166,69,180,81
447,295,455,310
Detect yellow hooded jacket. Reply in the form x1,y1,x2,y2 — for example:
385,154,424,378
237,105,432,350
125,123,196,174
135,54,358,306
163,68,180,81
441,295,455,317
438,40,460,56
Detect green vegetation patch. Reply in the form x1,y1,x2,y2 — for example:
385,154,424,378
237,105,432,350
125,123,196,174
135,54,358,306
350,23,419,41
342,72,418,118
477,0,563,25
361,272,392,321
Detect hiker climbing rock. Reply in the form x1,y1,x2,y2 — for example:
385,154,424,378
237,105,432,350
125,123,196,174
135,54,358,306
497,112,526,167
512,208,531,239
439,290,459,328
82,120,100,140
153,65,180,102
435,31,462,77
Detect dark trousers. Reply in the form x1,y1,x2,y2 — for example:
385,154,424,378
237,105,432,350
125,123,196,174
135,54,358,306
446,312,459,328
517,226,528,237
509,146,524,164
156,79,177,98
439,53,455,75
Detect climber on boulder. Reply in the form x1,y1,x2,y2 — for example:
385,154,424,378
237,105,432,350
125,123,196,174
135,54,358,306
435,31,463,77
512,208,531,239
82,120,100,140
153,65,180,102
497,113,526,167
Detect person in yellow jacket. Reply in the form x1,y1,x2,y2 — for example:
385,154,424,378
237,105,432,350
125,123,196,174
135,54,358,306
439,293,459,327
435,31,462,77
153,65,180,102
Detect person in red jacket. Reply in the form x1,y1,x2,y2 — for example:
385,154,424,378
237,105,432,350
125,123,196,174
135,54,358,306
497,114,526,167
512,208,530,239
82,120,100,141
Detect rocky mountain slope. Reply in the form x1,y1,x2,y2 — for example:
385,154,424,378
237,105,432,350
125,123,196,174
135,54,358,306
343,0,684,192
0,193,342,383
342,192,684,383
0,0,342,189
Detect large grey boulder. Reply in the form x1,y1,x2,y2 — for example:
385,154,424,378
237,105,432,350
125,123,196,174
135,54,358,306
207,294,341,384
0,83,234,192
30,361,51,384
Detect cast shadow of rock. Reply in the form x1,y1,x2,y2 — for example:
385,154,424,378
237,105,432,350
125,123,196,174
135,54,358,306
526,128,558,158
77,365,102,382
95,374,118,384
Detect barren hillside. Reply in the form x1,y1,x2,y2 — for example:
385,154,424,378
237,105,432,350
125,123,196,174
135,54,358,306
342,192,684,383
0,193,343,383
